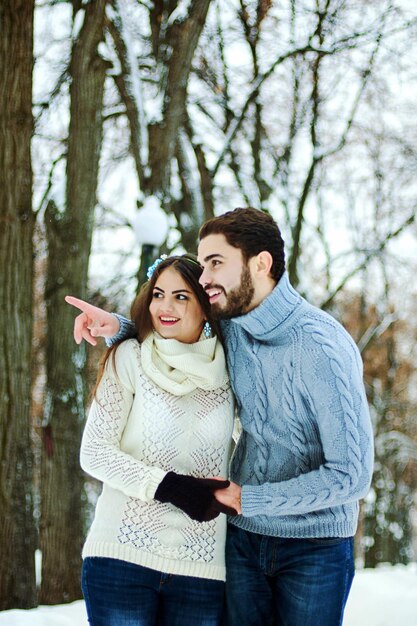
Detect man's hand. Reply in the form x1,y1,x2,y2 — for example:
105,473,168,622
65,296,120,346
213,480,242,515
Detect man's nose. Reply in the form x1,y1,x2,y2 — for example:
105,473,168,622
199,267,209,287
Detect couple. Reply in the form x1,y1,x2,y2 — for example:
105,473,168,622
68,208,374,626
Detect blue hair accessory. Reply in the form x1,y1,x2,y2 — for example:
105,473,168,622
146,254,168,280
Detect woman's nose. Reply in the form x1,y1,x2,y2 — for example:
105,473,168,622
160,299,174,312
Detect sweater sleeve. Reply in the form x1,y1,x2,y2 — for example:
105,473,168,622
80,340,166,501
105,314,136,347
241,323,374,518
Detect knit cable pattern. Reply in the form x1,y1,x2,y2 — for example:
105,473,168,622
250,345,272,481
281,334,310,476
303,320,363,487
256,320,363,515
216,276,372,535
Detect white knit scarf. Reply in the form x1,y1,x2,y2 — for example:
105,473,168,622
140,332,229,396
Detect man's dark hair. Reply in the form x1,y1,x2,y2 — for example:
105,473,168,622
199,207,286,282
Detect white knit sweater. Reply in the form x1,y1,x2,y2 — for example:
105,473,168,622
81,337,235,581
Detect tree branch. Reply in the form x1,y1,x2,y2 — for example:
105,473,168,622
320,211,416,310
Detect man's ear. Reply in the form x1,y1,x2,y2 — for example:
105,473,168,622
251,251,273,277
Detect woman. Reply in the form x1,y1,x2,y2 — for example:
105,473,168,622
77,254,236,626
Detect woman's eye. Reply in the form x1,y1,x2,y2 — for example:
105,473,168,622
177,294,188,301
152,292,163,299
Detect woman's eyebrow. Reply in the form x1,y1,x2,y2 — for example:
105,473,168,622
153,287,192,295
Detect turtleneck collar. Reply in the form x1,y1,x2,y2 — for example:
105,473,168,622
230,272,303,340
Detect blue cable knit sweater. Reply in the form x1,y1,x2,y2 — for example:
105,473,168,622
222,273,373,538
110,273,374,539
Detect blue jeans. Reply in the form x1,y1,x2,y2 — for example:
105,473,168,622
82,557,225,626
224,524,354,626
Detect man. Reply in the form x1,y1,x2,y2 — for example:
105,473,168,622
67,207,373,626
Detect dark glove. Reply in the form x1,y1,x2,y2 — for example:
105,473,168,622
154,472,237,522
197,478,239,517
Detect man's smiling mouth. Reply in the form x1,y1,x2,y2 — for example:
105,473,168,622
206,288,223,303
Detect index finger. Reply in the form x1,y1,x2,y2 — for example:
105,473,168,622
65,295,98,316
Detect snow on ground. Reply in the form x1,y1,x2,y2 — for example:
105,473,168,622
1,564,416,625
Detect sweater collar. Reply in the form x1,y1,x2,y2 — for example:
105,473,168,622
230,272,303,339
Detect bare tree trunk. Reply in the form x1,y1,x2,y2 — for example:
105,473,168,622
108,0,212,286
148,0,211,194
109,0,211,198
40,0,108,604
0,0,37,609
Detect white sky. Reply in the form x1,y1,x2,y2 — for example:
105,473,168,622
32,0,417,312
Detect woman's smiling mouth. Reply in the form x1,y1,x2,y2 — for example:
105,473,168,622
159,316,179,326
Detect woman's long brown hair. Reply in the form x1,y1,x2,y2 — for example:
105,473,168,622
93,254,220,396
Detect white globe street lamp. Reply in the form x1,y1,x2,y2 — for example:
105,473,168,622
133,196,169,287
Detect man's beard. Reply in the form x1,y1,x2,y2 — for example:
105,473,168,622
210,264,255,320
